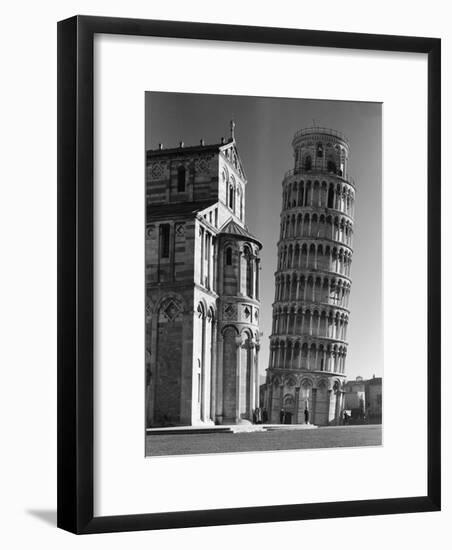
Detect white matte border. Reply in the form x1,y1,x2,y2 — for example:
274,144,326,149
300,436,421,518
94,34,427,517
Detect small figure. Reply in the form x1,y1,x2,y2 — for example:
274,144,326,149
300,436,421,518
255,407,262,424
262,408,268,423
280,408,285,424
304,407,310,424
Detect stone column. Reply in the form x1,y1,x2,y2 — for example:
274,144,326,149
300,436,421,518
212,237,217,293
311,388,317,424
200,227,205,285
206,233,211,289
335,389,342,425
215,331,224,423
255,258,261,300
201,315,207,422
237,250,243,295
268,383,273,422
279,383,285,423
255,344,260,408
250,339,256,414
294,386,300,424
210,319,217,422
235,335,243,423
251,256,256,298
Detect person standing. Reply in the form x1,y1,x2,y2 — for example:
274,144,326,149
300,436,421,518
256,407,262,424
304,407,309,424
280,408,285,424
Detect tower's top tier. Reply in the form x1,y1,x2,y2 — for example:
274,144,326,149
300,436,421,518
291,127,350,180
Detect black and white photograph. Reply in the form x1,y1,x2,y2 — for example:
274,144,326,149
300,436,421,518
0,0,445,544
145,91,382,456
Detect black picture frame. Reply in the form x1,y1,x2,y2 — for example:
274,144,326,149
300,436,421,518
57,15,441,534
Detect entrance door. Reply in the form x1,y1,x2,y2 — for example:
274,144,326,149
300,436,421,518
283,394,295,424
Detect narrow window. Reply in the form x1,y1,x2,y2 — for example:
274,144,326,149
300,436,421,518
229,185,234,209
226,247,232,266
317,143,323,158
327,187,334,209
304,155,312,171
177,166,186,192
245,250,253,297
160,224,170,258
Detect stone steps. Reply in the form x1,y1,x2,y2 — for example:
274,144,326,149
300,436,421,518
146,423,318,436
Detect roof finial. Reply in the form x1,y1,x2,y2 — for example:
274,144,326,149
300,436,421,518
230,119,235,141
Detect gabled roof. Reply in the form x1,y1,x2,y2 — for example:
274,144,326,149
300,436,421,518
219,141,247,182
218,218,262,248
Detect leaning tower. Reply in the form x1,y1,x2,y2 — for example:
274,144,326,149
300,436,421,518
265,127,355,425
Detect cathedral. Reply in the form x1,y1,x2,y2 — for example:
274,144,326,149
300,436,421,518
145,123,262,428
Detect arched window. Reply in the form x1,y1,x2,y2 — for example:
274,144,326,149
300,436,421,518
177,166,186,192
327,160,336,173
229,185,234,209
225,247,232,266
244,247,253,298
327,186,334,209
316,143,323,158
304,155,312,171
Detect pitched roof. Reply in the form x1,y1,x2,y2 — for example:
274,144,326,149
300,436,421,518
146,200,215,221
218,218,262,248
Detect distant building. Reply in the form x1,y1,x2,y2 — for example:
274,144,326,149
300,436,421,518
343,376,366,422
145,123,263,428
343,375,382,424
365,375,382,424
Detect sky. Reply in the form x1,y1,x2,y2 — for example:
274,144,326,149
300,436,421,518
145,92,382,382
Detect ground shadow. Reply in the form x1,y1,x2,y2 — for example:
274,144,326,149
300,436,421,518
27,509,57,526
